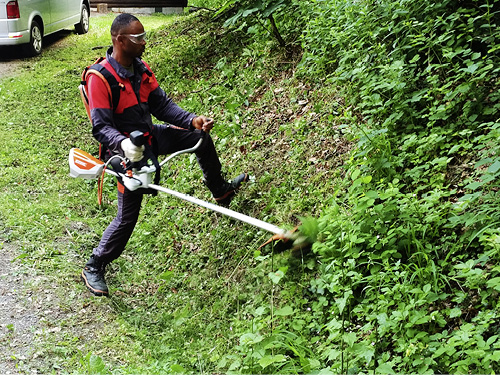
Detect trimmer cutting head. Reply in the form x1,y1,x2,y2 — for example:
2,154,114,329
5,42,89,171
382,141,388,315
259,226,313,256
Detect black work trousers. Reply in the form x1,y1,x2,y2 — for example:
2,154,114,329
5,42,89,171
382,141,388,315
93,124,224,264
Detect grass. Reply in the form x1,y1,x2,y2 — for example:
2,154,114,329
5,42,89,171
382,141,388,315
0,10,341,374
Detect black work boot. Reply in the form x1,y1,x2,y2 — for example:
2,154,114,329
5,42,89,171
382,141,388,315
81,255,109,297
210,173,249,206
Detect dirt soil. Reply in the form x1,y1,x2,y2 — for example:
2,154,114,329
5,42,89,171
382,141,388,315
0,48,25,78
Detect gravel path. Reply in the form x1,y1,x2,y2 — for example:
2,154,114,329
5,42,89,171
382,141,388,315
0,244,39,374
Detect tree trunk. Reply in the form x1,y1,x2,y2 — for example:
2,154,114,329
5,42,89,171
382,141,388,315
268,14,286,47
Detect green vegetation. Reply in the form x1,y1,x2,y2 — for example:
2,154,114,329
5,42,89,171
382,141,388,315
0,0,499,373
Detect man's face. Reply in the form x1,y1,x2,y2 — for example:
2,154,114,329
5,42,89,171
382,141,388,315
117,20,146,59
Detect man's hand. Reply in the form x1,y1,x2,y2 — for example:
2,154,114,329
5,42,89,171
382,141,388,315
121,138,145,162
192,116,214,133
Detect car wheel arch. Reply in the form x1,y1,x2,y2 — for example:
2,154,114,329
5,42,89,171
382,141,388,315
25,17,44,56
30,14,45,36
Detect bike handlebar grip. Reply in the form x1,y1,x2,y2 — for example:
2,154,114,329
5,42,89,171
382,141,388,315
130,130,145,147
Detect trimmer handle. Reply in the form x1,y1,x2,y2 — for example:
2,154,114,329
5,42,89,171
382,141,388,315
129,130,146,169
130,130,145,147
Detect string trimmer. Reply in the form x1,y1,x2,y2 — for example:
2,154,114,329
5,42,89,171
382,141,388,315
69,131,306,249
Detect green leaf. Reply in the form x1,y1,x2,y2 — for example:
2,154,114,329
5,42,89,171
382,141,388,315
488,160,500,174
336,296,347,314
258,354,286,369
362,175,372,184
254,306,267,316
475,158,493,168
433,345,447,358
448,144,462,154
357,198,375,209
228,359,241,371
242,7,260,17
351,177,363,189
240,332,263,346
214,0,238,16
351,168,360,181
159,271,174,282
465,181,483,190
262,0,287,17
376,362,396,374
463,63,479,74
486,277,500,292
269,270,285,284
275,305,294,316
170,364,186,373
490,350,500,361
365,190,379,199
343,332,357,348
89,355,107,374
291,319,305,330
353,343,375,363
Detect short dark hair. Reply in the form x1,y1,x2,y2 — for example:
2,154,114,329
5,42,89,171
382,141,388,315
111,13,139,35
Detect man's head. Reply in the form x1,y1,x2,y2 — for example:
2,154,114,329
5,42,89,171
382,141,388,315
110,13,146,62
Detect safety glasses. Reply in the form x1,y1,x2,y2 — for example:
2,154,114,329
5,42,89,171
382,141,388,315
122,31,146,44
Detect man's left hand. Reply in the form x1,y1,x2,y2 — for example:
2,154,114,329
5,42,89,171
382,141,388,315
192,116,214,133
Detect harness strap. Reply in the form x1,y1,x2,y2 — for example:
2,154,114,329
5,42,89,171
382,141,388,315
143,146,161,196
80,60,126,204
81,65,125,112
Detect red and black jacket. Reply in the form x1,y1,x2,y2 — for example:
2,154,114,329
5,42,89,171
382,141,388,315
87,48,195,155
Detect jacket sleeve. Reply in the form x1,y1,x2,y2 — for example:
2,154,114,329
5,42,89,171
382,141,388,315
147,81,196,130
87,73,126,154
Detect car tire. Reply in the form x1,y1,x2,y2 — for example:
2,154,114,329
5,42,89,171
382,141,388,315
75,5,89,34
24,20,43,57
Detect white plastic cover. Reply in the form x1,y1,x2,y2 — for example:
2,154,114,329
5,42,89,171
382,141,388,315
69,148,104,179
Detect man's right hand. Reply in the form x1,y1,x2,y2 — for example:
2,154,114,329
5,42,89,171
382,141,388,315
121,138,145,162
192,116,214,133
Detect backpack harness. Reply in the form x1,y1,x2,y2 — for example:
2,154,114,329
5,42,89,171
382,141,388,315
79,57,160,203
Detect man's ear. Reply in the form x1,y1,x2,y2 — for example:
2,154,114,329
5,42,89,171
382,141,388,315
113,34,125,46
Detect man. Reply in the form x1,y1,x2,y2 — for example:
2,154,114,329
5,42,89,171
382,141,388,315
81,13,248,297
